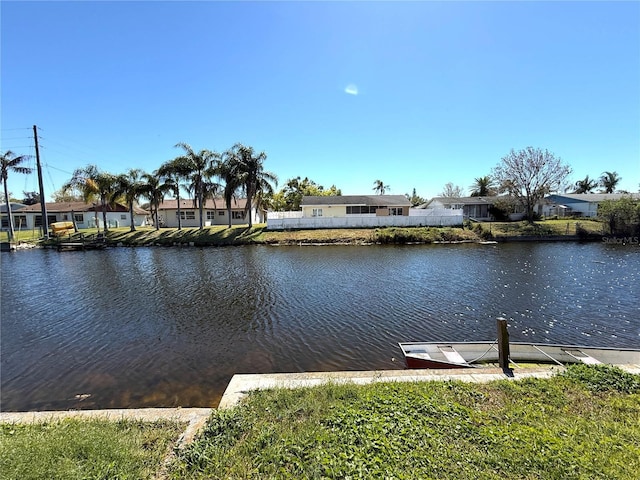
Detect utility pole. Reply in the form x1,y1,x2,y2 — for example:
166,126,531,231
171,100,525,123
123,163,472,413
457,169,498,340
33,125,49,239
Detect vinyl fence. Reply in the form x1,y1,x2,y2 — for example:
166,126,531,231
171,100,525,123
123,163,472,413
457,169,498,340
266,208,463,230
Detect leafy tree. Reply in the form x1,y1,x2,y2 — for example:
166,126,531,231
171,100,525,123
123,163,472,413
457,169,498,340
573,175,598,194
64,165,117,232
373,179,390,195
51,187,83,203
598,197,640,235
440,182,464,198
270,177,341,211
599,171,621,194
173,142,220,230
1,150,33,241
114,169,146,232
492,147,572,223
405,188,425,207
223,143,277,228
21,191,41,205
469,176,496,197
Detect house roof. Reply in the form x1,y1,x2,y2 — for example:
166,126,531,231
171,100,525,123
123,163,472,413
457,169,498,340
157,197,249,210
425,196,500,207
545,193,640,204
17,202,149,215
301,195,411,207
0,203,27,213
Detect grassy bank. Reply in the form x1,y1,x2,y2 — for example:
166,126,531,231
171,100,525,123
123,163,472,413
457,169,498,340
1,419,184,480
2,219,606,247
2,365,638,479
171,364,639,479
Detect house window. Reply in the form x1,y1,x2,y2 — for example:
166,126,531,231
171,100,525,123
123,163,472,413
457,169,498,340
346,206,382,214
1,217,8,228
178,211,196,220
12,215,27,228
232,211,245,219
312,208,323,217
120,214,127,220
74,214,84,223
206,211,216,220
35,215,57,227
218,210,224,216
389,207,403,216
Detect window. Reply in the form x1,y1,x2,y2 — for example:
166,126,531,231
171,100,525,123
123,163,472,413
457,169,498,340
12,215,27,228
178,211,196,220
389,207,403,216
1,217,8,228
74,214,84,222
120,214,127,220
218,210,224,216
346,206,382,214
35,215,57,227
206,211,216,220
312,208,323,217
232,211,245,219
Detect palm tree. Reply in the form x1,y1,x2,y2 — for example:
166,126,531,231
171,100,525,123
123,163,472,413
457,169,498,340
63,165,116,232
372,179,389,195
573,175,598,194
599,171,621,194
173,142,219,229
1,150,33,241
114,169,146,232
218,151,242,228
157,158,188,230
469,176,495,197
224,143,278,228
141,171,170,230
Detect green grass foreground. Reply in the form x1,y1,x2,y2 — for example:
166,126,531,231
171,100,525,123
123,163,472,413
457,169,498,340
171,365,640,479
0,419,184,480
2,219,606,246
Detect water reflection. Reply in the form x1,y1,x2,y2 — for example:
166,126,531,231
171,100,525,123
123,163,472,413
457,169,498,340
1,242,638,411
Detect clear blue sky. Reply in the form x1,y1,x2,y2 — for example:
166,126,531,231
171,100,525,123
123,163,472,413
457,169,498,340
2,1,639,202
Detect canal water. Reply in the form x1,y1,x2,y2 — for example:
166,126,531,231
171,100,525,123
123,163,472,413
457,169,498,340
1,242,638,411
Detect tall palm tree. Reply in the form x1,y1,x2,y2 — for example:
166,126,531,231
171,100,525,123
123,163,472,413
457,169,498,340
574,175,598,194
225,143,278,228
469,176,496,197
1,150,33,241
599,171,621,194
114,169,146,232
141,171,170,230
63,165,116,232
173,142,219,229
218,150,242,228
157,158,191,230
372,179,389,195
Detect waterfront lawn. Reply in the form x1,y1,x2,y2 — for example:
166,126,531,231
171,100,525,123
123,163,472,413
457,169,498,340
172,365,640,479
0,418,184,480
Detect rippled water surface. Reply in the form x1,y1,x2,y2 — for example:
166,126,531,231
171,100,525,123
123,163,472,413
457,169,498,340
2,242,638,411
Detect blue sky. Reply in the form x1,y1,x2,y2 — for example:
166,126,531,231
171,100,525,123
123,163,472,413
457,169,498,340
2,1,639,202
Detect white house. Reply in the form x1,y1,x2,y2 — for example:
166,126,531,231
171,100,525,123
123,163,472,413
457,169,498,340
156,197,265,228
543,193,640,218
267,195,462,229
4,201,149,232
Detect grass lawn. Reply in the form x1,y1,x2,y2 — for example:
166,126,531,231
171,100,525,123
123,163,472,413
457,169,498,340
0,418,184,480
1,219,607,246
170,364,640,479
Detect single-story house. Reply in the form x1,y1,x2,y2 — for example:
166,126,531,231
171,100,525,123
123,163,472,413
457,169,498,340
156,197,265,228
543,193,640,218
2,201,149,231
422,196,527,221
300,195,411,218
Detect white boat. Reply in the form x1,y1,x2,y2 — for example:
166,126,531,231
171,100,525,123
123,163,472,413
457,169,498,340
398,341,640,369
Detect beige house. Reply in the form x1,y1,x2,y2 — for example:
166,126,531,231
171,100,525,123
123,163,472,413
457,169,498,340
156,198,265,228
301,195,411,218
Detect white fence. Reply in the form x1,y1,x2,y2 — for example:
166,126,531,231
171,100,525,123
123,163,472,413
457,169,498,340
266,209,463,230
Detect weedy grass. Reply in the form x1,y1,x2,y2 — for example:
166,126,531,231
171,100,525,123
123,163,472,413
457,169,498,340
0,418,184,480
171,365,640,479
